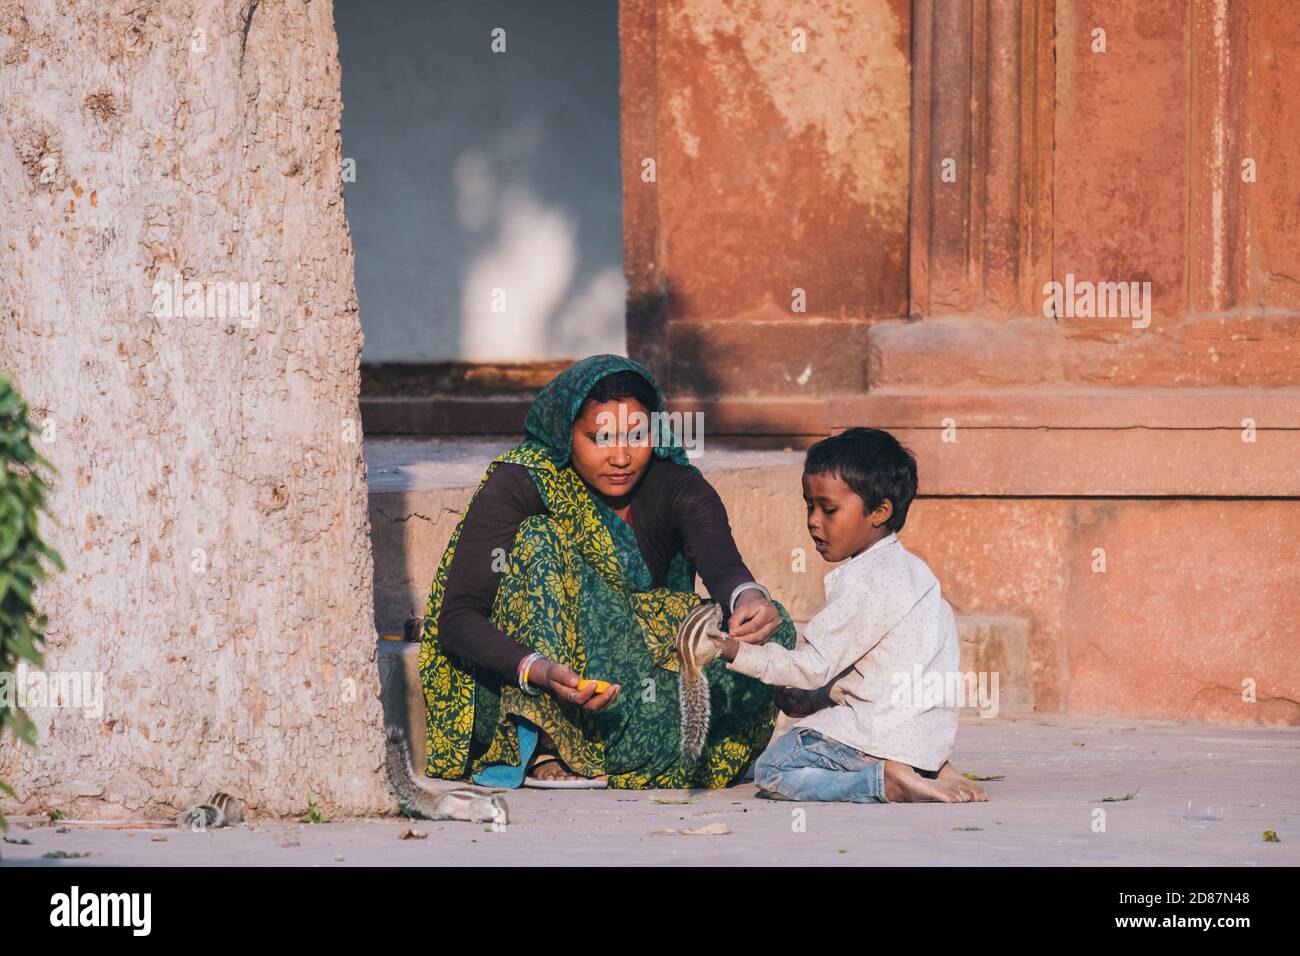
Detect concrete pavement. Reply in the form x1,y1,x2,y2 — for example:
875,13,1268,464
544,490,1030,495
3,715,1296,867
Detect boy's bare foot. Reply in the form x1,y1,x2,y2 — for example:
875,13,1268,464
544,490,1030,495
882,760,974,803
936,761,989,801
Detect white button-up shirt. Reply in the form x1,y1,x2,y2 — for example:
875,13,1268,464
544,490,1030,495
727,533,959,771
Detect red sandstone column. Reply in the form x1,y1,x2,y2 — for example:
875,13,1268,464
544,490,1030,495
620,0,912,427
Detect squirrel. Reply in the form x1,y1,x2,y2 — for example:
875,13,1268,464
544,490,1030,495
384,726,510,830
675,601,727,763
177,791,243,830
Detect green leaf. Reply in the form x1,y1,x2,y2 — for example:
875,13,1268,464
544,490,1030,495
0,776,14,830
1099,786,1142,803
0,378,61,766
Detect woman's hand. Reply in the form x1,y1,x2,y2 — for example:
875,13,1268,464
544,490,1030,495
727,589,781,644
527,658,620,711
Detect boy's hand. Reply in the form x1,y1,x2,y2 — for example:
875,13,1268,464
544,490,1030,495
727,589,780,644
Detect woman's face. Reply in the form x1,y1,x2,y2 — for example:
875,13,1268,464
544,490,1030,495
571,397,655,499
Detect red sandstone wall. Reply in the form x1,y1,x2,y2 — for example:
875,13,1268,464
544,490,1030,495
623,0,1300,725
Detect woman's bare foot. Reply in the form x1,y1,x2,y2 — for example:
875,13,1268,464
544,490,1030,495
936,761,989,801
882,760,974,803
528,753,608,784
530,756,584,782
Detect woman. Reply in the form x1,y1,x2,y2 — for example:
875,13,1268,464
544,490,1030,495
417,354,796,789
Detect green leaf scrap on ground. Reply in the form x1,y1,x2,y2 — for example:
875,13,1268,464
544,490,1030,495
649,796,699,805
3,836,32,844
48,809,65,822
961,772,1005,781
952,826,984,831
1100,786,1142,802
1262,830,1280,843
42,850,90,859
1072,742,1086,747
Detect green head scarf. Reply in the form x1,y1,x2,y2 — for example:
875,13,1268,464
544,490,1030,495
520,354,693,470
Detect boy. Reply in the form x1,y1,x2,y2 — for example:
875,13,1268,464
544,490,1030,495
719,428,988,804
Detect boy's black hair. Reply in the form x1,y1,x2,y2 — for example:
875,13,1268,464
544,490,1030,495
580,370,660,414
803,427,918,532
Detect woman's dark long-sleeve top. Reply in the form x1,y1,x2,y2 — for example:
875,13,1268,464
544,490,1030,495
437,455,759,680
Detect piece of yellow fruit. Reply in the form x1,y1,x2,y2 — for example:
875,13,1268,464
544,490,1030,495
577,679,612,694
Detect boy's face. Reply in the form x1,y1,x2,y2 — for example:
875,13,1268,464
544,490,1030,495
803,469,893,562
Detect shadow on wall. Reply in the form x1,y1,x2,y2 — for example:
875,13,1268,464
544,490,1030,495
336,0,626,363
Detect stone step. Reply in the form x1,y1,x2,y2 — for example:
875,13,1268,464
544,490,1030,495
956,615,1032,716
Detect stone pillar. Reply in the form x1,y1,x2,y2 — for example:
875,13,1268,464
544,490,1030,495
621,0,911,437
910,0,1054,318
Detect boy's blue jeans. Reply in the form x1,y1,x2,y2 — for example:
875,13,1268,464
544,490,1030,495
754,727,890,803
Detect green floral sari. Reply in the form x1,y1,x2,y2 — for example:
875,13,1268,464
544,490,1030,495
417,354,795,789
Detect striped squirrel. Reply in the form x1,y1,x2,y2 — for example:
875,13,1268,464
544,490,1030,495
384,726,510,830
675,601,727,763
177,791,243,830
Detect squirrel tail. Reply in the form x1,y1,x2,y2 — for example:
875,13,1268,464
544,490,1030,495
384,725,446,820
678,667,712,763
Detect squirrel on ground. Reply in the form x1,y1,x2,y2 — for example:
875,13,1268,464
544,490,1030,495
177,791,244,830
384,726,510,831
675,601,728,763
